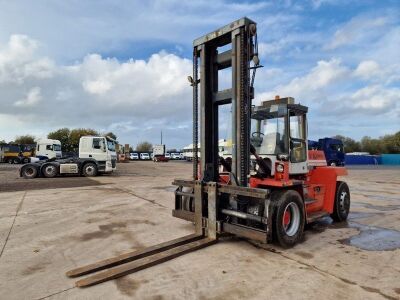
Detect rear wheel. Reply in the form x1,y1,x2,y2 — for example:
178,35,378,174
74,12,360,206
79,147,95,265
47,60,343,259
272,190,305,248
13,157,21,164
22,165,38,179
331,181,350,222
22,157,29,164
82,162,98,177
329,161,337,166
42,164,58,178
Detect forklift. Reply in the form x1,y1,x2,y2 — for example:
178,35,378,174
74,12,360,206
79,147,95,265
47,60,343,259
67,17,350,287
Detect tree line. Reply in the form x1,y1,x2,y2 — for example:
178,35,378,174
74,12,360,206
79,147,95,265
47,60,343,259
2,130,398,154
332,132,399,154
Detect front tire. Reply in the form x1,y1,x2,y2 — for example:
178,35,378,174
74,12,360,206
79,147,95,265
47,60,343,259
331,181,350,222
82,162,98,177
272,190,305,248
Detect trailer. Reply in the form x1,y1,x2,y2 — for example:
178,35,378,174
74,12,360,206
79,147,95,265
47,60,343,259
67,18,350,287
20,136,117,178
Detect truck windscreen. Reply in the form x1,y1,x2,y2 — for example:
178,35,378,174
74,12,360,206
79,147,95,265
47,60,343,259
107,141,115,152
54,144,61,151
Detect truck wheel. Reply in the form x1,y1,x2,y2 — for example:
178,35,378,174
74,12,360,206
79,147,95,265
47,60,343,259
13,157,21,164
272,190,305,248
331,181,350,222
82,162,98,177
42,164,58,178
329,161,337,166
22,157,30,164
22,165,38,179
8,158,13,164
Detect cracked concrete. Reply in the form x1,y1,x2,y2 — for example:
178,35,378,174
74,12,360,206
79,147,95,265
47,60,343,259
0,162,399,299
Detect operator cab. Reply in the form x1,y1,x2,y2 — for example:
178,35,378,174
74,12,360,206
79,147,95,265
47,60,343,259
251,97,308,175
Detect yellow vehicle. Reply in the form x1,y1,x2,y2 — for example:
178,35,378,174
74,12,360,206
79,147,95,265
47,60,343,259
0,144,34,164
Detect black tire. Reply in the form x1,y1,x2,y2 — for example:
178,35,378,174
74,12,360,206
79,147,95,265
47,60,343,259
7,158,13,164
272,190,305,248
42,164,58,178
22,157,29,164
329,161,337,166
13,157,21,164
331,181,350,222
22,165,38,179
82,162,98,177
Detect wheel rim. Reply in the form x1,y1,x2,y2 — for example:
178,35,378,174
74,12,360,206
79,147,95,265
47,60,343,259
85,165,95,175
282,202,301,237
26,168,34,176
339,191,350,214
45,166,55,174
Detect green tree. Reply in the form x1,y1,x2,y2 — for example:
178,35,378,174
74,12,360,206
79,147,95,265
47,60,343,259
360,136,383,155
104,132,117,140
69,128,99,152
48,128,71,152
136,141,153,152
14,135,35,145
381,131,400,154
0,139,6,144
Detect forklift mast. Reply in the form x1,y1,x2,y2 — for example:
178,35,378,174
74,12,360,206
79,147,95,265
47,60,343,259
192,17,258,186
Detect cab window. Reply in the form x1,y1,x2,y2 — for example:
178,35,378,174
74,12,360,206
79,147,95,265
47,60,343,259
289,114,307,163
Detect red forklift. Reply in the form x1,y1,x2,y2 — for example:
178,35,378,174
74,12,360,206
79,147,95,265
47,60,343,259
67,17,350,287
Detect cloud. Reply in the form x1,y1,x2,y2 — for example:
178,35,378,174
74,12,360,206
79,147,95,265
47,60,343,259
350,85,397,112
325,15,391,50
0,35,192,145
14,87,42,107
353,60,381,80
256,58,349,103
0,35,54,84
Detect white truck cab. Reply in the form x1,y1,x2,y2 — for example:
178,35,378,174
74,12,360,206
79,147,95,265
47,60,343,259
79,136,117,172
36,139,62,159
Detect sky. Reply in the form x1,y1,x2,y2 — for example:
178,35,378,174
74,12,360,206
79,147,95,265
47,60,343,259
0,0,399,149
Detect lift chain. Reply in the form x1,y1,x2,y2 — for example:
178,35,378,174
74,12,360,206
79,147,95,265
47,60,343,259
239,28,249,188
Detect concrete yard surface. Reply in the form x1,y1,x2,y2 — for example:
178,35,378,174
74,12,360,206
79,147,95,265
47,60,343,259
0,162,399,300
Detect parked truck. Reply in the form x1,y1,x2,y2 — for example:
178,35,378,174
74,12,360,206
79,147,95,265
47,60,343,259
20,136,117,179
153,144,168,162
308,138,345,166
35,139,62,159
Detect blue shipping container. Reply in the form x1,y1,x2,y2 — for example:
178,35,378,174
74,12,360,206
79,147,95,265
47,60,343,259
345,155,380,165
380,154,400,165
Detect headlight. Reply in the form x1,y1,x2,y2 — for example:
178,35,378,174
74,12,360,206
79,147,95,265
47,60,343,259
276,163,284,173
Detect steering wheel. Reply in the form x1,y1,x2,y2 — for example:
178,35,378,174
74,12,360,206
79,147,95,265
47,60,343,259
252,132,264,137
